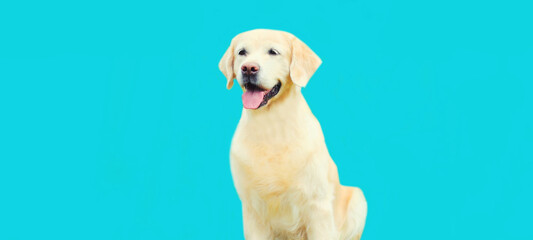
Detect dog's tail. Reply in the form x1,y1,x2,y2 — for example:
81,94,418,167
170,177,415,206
339,186,367,240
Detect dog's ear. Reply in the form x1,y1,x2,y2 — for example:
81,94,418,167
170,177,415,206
289,36,322,88
219,40,236,89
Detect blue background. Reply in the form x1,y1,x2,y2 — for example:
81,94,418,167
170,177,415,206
1,0,532,239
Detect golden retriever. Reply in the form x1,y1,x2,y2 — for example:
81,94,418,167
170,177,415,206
219,29,367,240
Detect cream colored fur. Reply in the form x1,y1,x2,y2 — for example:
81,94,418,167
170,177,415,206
219,29,367,240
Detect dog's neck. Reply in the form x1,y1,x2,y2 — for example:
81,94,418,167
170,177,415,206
239,84,320,143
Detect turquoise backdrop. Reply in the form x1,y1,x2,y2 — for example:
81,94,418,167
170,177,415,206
1,0,532,239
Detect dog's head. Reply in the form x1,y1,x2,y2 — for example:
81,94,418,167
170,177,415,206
219,29,321,109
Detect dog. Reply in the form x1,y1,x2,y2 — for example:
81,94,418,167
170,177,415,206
219,29,367,240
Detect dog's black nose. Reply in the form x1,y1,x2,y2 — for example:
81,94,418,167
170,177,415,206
241,62,259,76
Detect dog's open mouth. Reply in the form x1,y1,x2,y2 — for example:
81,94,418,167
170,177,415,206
242,82,281,109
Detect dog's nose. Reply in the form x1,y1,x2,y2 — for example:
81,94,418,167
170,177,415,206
241,63,260,75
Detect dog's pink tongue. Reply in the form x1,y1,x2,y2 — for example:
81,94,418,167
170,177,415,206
242,90,267,109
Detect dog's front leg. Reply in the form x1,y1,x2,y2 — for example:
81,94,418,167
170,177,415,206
242,205,272,240
305,200,338,240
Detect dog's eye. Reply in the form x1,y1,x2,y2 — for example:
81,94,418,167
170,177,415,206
238,49,247,56
268,48,279,55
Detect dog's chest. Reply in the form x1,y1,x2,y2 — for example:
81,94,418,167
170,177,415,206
230,114,326,236
232,142,305,193
231,142,312,233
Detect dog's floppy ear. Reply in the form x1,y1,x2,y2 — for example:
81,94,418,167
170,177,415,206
289,35,322,88
219,40,236,89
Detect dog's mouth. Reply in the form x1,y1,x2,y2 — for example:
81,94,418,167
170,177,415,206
242,81,282,109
